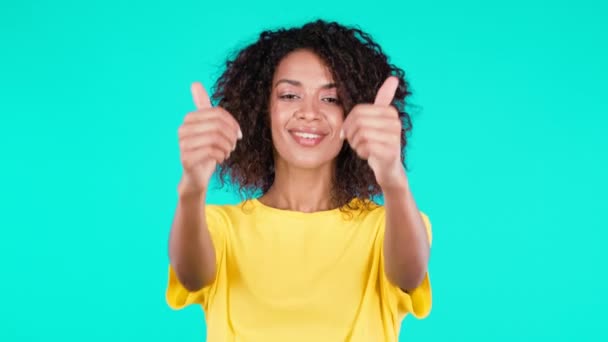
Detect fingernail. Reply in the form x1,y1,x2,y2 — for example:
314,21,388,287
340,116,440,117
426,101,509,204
237,129,243,140
339,129,344,140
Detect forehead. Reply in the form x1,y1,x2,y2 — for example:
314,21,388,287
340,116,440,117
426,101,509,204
273,49,334,83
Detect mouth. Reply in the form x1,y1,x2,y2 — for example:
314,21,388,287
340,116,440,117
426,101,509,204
288,130,328,147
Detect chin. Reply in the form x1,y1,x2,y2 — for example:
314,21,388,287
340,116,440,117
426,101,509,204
287,155,334,170
275,146,341,170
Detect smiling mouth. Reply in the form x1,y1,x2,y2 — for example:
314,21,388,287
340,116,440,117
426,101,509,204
289,130,327,147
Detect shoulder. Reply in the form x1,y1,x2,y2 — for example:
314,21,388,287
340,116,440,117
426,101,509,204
349,198,432,244
205,198,259,216
337,198,386,230
204,199,260,227
348,198,385,217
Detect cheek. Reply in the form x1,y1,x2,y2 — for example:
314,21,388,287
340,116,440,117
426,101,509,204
270,99,299,129
268,107,290,146
268,100,281,127
329,109,345,127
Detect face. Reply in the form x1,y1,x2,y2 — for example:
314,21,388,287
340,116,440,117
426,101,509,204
269,49,345,170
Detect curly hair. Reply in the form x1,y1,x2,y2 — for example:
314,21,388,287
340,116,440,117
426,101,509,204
211,19,413,209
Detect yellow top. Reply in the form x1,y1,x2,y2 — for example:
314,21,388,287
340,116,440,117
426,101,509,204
166,198,432,342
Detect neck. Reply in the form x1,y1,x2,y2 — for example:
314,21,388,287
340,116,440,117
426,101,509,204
260,159,335,213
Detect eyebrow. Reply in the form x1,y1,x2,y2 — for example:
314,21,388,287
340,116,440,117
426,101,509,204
274,79,336,89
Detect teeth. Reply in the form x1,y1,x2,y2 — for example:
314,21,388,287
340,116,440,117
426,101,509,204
293,132,321,139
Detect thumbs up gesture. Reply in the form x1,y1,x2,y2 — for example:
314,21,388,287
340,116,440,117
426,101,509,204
177,82,242,195
341,76,407,189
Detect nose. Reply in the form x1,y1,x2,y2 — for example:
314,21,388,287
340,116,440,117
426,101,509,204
295,99,321,121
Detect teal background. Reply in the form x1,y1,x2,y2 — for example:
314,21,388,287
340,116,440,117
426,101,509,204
1,0,607,341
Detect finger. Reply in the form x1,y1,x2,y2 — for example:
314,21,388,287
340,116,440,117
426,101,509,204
341,104,367,135
353,142,396,162
180,132,235,155
191,82,212,109
352,142,375,160
214,108,243,139
179,117,238,143
344,114,401,145
348,128,400,153
184,108,242,140
341,104,397,139
181,147,227,169
368,146,401,172
374,76,399,106
348,116,401,136
340,105,360,140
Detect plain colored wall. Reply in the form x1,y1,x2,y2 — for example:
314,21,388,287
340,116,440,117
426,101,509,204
1,0,606,341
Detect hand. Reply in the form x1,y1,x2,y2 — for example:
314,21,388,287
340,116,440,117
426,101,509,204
341,76,407,189
177,82,242,195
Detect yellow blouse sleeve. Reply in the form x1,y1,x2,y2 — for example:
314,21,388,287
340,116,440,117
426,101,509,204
165,205,228,310
379,211,433,319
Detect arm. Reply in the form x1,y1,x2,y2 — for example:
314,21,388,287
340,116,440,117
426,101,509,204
382,174,430,291
341,76,431,291
168,184,216,292
169,81,241,292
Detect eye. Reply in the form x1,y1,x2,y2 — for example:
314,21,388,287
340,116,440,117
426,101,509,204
322,97,340,104
279,93,300,100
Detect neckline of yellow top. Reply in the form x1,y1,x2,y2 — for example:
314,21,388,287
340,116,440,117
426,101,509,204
247,197,378,218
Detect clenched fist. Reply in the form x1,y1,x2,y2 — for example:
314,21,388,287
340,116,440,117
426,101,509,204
177,82,242,195
341,76,407,189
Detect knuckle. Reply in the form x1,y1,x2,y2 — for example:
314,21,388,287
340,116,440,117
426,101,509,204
213,150,224,163
222,144,232,155
206,119,220,131
350,104,363,115
200,147,211,156
359,131,369,143
211,107,226,118
181,156,193,169
184,111,199,122
217,107,229,116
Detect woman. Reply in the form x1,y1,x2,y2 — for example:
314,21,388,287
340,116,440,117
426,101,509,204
166,20,433,341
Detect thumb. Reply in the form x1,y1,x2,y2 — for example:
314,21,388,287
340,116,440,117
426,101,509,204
374,76,399,106
191,81,212,109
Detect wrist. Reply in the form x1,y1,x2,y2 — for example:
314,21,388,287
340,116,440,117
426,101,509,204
378,164,409,192
177,177,207,199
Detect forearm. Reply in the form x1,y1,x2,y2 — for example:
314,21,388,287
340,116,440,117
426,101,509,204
169,188,216,292
382,177,430,290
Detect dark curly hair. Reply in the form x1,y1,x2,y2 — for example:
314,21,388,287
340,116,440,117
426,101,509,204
211,19,413,209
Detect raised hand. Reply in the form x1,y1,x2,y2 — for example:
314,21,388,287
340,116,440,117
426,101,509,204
177,82,242,195
341,76,406,189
